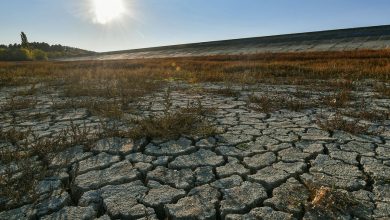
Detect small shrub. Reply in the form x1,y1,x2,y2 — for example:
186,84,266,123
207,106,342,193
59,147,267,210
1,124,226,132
248,95,273,113
345,109,389,122
322,90,352,108
129,106,217,140
317,113,369,135
13,84,38,96
206,87,240,97
88,101,124,119
306,185,360,218
0,48,32,61
32,49,48,61
1,97,37,112
375,83,390,98
248,94,313,112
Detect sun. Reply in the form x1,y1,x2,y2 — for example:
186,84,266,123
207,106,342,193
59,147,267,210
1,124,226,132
92,0,126,24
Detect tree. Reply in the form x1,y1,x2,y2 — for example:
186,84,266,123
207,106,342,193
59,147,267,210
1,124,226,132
21,32,29,49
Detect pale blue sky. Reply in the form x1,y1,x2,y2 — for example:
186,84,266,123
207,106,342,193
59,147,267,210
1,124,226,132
1,0,389,52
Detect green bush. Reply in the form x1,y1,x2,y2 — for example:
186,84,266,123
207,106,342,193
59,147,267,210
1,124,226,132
11,48,32,61
0,48,6,60
32,49,48,61
0,48,48,61
0,48,32,61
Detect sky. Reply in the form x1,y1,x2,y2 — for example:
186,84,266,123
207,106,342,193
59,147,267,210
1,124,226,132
1,0,390,52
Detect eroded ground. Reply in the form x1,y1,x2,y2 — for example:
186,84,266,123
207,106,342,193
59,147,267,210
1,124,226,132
1,53,390,219
1,80,390,220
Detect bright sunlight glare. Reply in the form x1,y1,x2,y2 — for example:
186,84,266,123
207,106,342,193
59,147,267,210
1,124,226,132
92,0,126,24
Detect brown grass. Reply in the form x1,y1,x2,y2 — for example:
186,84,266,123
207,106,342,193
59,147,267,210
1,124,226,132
1,97,37,112
12,84,38,96
306,185,360,218
129,102,217,140
353,110,389,122
317,113,370,135
51,98,133,119
375,83,390,98
322,90,352,108
0,121,112,210
248,94,314,113
1,49,390,89
205,87,240,97
1,49,390,210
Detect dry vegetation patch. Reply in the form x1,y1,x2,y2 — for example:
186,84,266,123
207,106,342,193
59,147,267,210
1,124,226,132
248,94,314,113
322,90,352,108
1,97,37,112
317,114,371,135
129,96,217,140
306,185,361,219
0,49,390,211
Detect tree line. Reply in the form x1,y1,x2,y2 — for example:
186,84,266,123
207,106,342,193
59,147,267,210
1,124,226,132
0,32,95,61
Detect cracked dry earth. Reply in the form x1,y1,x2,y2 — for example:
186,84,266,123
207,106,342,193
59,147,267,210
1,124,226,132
1,82,390,220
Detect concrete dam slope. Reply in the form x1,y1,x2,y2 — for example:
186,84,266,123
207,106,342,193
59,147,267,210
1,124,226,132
65,25,390,61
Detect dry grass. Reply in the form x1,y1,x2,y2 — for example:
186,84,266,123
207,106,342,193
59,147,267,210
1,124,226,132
205,87,240,97
322,90,352,108
129,110,216,140
306,185,360,218
0,128,30,148
317,113,370,135
1,97,37,112
12,84,38,96
129,102,217,140
0,121,109,210
248,94,314,113
248,95,274,113
351,110,390,122
0,157,45,208
87,100,124,119
51,98,132,119
374,83,390,98
0,127,44,208
1,49,390,89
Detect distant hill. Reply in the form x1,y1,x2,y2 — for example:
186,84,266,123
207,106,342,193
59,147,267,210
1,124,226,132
61,25,390,61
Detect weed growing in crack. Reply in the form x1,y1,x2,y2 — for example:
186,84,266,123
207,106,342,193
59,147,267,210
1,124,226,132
1,97,37,112
236,143,250,150
163,86,173,115
248,95,273,113
344,98,389,122
88,100,124,120
374,83,390,98
322,89,352,108
0,127,31,148
205,87,240,97
306,185,360,219
248,94,314,113
317,113,370,135
0,120,122,211
128,99,217,140
96,120,127,140
12,83,38,97
0,156,45,210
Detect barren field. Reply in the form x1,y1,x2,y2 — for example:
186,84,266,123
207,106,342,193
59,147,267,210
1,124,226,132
61,25,390,61
1,50,390,219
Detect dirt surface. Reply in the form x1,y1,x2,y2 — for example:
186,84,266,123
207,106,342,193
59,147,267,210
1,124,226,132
1,78,389,219
61,25,390,61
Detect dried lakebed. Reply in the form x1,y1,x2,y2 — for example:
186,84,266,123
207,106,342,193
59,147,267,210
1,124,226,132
0,81,390,219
